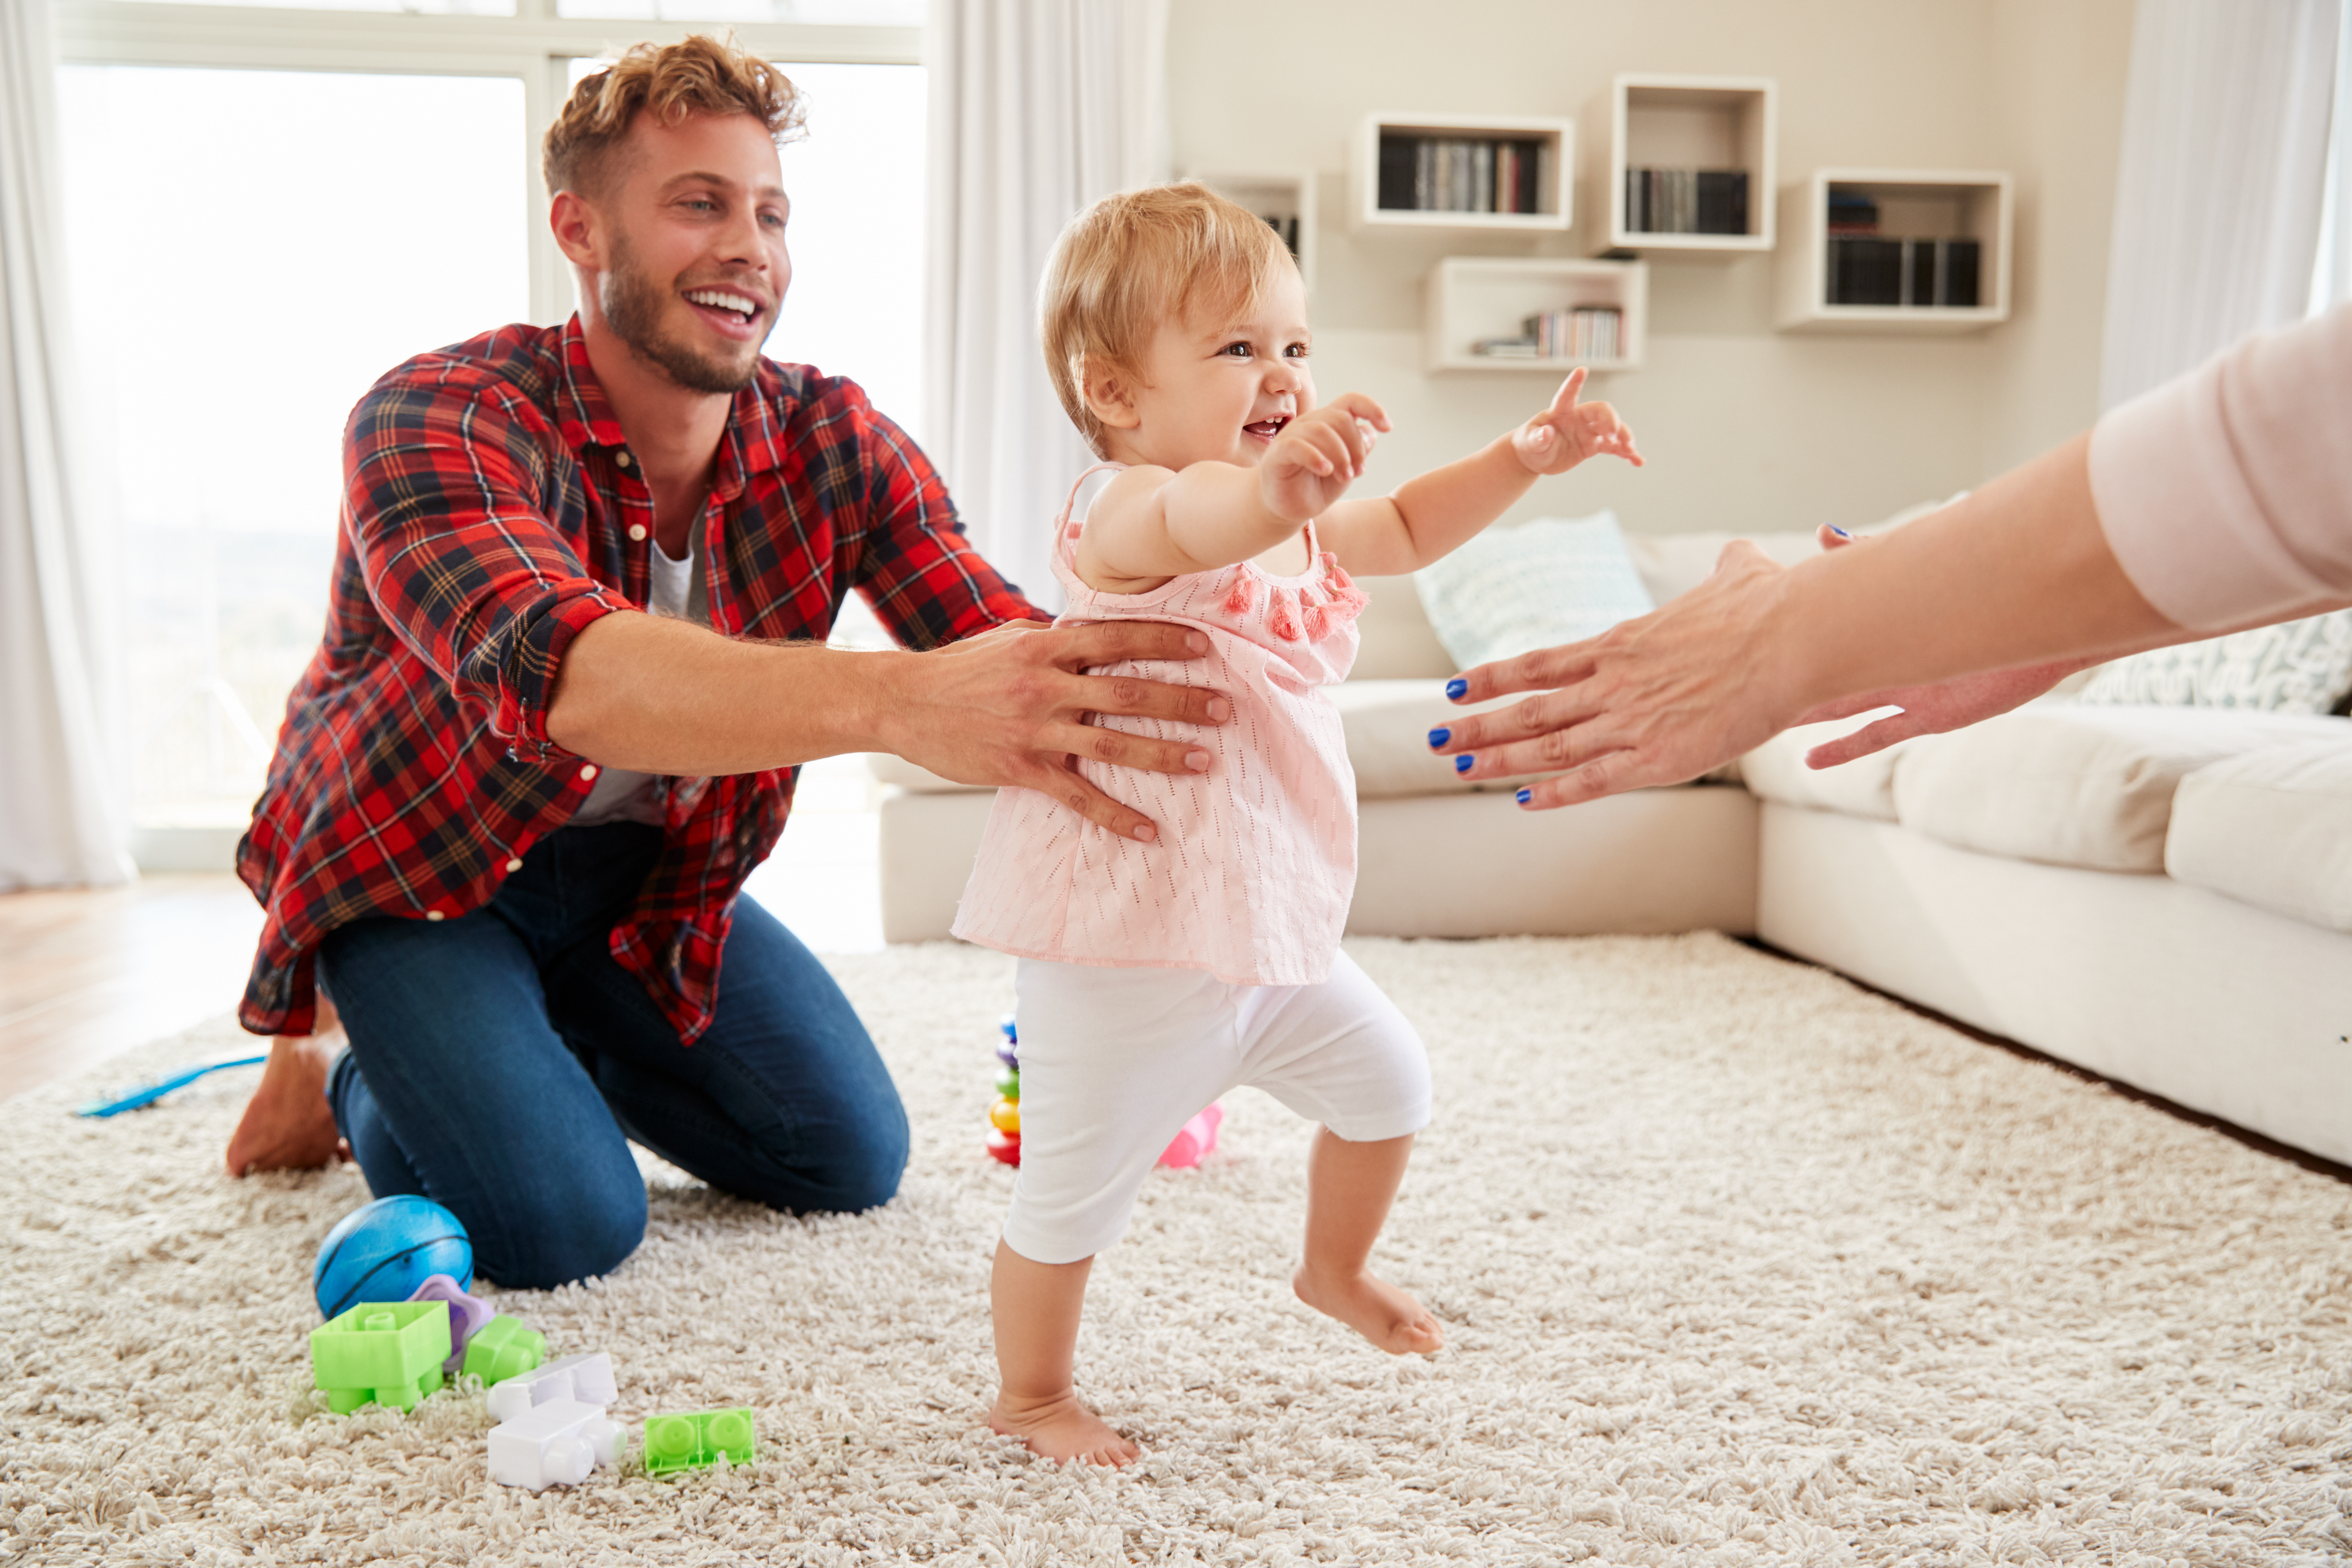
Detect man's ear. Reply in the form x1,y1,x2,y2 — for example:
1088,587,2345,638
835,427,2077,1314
550,189,602,269
1081,357,1142,433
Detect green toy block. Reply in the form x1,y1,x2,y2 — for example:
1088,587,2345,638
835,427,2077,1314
994,1064,1020,1098
311,1301,450,1415
642,1408,756,1475
462,1314,546,1387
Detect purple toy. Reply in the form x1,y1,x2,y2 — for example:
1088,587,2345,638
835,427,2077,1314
408,1274,497,1373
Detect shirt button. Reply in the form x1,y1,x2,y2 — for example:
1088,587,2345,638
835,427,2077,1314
616,451,632,468
425,909,446,922
628,524,648,542
579,764,599,781
505,857,523,873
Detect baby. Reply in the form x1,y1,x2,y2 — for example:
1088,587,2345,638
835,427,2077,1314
951,183,1642,1465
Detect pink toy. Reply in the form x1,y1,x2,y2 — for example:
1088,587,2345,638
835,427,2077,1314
407,1274,496,1373
1158,1102,1223,1168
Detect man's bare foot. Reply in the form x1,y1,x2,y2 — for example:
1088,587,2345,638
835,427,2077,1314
988,1389,1141,1467
225,1035,349,1176
1292,1263,1446,1354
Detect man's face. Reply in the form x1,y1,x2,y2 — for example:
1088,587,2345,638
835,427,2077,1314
592,110,791,395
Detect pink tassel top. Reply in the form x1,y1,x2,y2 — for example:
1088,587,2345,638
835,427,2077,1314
950,465,1371,985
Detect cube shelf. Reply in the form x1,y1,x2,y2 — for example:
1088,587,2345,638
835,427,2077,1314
1776,168,2012,333
1587,74,1776,254
1423,257,1648,374
1353,112,1574,232
1187,170,1317,293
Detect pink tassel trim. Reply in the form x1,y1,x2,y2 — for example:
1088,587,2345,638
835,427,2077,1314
1267,585,1303,641
1221,570,1256,617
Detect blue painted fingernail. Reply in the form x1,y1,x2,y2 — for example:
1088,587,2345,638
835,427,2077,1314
1427,727,1450,749
1828,525,1852,539
1445,678,1468,700
1516,787,1532,804
1454,754,1474,774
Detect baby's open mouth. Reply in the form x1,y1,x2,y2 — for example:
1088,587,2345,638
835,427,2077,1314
1243,417,1289,439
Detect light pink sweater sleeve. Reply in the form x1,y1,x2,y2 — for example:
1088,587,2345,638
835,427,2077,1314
2087,303,2352,630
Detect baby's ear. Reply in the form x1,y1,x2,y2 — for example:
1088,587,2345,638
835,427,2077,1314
1081,356,1142,432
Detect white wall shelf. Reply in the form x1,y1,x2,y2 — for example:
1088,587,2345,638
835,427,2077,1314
1352,112,1574,233
1186,170,1317,293
1423,257,1648,374
1776,168,2012,333
1587,74,1776,254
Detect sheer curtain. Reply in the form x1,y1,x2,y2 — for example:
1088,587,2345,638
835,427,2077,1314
0,0,132,889
2309,0,2352,315
2098,0,2342,410
922,0,1169,609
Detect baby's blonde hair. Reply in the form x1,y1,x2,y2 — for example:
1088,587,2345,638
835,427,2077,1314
1040,182,1296,457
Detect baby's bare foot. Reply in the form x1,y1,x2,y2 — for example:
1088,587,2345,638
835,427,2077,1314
988,1389,1141,1467
1292,1264,1446,1355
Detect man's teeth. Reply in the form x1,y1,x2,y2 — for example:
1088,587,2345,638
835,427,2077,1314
685,288,758,316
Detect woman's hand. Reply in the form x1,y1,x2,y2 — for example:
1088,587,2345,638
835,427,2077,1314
1260,393,1391,522
1511,368,1643,476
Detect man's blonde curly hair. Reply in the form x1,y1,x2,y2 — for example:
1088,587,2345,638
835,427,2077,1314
543,34,805,200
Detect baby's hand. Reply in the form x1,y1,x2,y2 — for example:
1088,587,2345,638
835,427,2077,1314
1512,368,1643,475
1261,392,1392,521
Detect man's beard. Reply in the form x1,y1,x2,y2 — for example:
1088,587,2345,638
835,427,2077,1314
601,235,762,395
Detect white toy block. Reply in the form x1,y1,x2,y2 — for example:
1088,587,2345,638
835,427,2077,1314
485,1351,618,1425
487,1396,628,1491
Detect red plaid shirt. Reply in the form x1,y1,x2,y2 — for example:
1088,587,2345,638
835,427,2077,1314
238,317,1037,1041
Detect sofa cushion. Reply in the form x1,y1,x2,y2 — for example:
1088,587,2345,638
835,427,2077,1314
1892,705,2352,872
1738,715,1914,821
1411,512,1652,670
2077,609,2352,714
1623,494,1963,605
2165,738,2352,930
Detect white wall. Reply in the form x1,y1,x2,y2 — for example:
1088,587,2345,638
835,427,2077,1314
1167,0,2135,541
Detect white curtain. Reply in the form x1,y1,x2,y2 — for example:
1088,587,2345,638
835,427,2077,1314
2099,0,2342,410
2309,0,2352,314
0,0,132,889
923,0,1170,611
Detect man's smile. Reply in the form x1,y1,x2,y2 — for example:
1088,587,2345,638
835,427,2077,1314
683,285,768,339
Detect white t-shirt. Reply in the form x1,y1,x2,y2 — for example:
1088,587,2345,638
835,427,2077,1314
2089,303,2352,630
570,532,707,827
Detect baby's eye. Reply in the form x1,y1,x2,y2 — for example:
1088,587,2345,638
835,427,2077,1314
1220,341,1254,358
1285,342,1311,359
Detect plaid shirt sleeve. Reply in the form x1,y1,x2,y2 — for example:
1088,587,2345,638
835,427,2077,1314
837,394,1042,644
344,363,631,760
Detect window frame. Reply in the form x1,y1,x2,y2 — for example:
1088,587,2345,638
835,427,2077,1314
53,0,922,324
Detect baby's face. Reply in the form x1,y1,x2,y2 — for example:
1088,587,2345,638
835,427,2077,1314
1119,262,1314,471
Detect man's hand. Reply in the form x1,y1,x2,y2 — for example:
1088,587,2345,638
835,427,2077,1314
1261,393,1390,522
1511,368,1643,476
880,620,1232,842
227,1001,350,1176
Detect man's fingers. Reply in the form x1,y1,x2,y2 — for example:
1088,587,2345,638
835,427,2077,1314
1051,619,1213,670
1019,759,1162,842
1042,718,1213,777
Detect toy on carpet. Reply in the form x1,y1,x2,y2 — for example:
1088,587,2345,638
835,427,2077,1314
984,1013,1225,1169
310,1301,452,1415
486,1351,617,1425
313,1195,473,1319
76,1054,267,1118
642,1408,756,1476
488,1398,628,1491
406,1273,495,1373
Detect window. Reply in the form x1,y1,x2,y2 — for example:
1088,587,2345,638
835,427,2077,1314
52,6,922,861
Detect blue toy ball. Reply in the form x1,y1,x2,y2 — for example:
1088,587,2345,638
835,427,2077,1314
312,1196,473,1320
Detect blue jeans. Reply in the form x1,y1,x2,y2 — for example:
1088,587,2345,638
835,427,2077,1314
317,821,908,1289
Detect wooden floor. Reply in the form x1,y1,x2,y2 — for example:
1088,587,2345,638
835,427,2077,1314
0,873,264,1103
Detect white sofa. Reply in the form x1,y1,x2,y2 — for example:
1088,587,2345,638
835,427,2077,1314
873,530,2352,1167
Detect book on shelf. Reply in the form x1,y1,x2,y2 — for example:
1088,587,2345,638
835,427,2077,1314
1624,168,1749,236
1474,305,1622,362
1826,236,1981,308
1825,190,1879,234
1376,132,1544,215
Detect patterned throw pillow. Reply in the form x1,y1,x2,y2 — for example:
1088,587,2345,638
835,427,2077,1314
2076,610,2352,714
1413,511,1655,671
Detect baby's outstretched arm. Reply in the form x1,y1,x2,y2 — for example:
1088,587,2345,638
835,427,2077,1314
1318,368,1642,577
1075,393,1393,591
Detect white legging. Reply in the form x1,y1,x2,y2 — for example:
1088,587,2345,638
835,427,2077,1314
1001,950,1433,1265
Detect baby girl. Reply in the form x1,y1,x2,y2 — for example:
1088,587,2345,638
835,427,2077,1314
952,183,1642,1465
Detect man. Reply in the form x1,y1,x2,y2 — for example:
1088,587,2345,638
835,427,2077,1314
224,36,1228,1289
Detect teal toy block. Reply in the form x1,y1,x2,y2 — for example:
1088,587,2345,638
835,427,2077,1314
311,1301,450,1415
462,1315,546,1387
642,1408,755,1475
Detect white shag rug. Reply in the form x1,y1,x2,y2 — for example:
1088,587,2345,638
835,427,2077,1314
4,934,2351,1567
